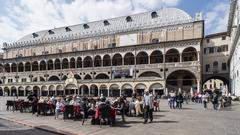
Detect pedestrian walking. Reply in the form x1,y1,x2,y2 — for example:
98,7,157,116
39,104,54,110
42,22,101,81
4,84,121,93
176,92,183,109
202,92,208,110
211,92,218,110
169,90,176,109
143,91,154,124
117,97,126,122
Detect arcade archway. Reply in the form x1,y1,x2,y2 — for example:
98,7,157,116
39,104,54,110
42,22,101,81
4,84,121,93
166,70,197,93
203,76,229,91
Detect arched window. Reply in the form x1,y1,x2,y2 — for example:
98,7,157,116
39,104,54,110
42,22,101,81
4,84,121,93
48,76,60,81
150,50,163,64
95,73,109,79
126,16,132,22
103,55,111,66
94,55,101,67
103,20,110,26
112,54,122,66
182,47,197,62
32,61,39,71
124,53,134,65
77,57,82,68
84,74,92,80
62,58,69,69
165,49,180,63
47,60,53,70
136,52,148,64
74,74,81,80
151,11,158,18
70,58,75,68
83,56,93,68
18,63,24,72
40,61,46,70
4,64,10,72
54,59,61,69
11,63,17,72
25,62,31,71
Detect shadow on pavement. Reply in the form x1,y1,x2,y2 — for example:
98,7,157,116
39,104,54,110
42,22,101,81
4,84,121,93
159,110,170,112
156,120,179,123
0,128,60,135
181,107,195,110
153,114,166,118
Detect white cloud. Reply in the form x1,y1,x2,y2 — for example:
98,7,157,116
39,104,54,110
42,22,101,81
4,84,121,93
204,1,230,35
0,0,181,48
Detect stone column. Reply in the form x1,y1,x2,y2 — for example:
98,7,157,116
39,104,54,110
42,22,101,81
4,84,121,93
180,53,182,62
10,64,12,73
38,62,40,71
40,90,42,96
75,59,77,69
89,88,91,97
82,57,84,68
53,60,55,70
163,54,165,63
81,87,83,96
148,55,150,64
120,89,122,97
122,57,124,66
197,80,201,93
68,58,70,69
23,62,25,72
46,61,48,70
98,89,100,97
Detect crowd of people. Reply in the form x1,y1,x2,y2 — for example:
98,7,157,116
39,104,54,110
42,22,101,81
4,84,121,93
201,91,232,110
25,91,160,124
167,90,232,110
168,91,187,109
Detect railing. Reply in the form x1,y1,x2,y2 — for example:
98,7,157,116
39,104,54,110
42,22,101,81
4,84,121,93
0,81,64,86
0,61,200,76
0,77,164,87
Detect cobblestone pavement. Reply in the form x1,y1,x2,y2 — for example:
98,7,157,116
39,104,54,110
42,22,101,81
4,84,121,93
0,97,240,135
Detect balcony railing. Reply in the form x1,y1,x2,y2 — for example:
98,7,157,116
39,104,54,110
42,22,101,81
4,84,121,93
0,77,166,87
0,61,200,76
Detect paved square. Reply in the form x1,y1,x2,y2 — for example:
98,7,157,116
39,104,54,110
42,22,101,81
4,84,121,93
1,99,240,135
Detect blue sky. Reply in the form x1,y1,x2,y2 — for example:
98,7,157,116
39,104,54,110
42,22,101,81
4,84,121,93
0,0,230,46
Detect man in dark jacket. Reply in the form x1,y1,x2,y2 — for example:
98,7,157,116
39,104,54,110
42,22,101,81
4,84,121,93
176,93,183,109
212,92,218,110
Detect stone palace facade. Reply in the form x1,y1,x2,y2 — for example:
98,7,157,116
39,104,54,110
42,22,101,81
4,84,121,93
0,8,204,97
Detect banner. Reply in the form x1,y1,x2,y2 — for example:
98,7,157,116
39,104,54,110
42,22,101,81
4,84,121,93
113,68,133,78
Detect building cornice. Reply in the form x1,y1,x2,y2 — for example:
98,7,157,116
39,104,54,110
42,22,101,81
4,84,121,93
230,24,240,61
0,38,202,62
228,0,237,35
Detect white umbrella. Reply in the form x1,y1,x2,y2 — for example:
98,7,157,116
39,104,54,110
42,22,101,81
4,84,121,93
190,87,194,96
178,88,182,94
165,88,168,96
